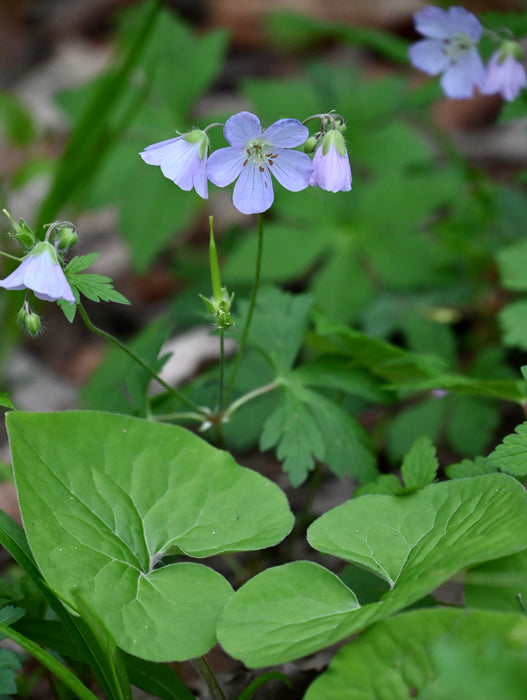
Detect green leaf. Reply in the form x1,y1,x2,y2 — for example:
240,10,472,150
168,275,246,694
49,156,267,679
260,383,376,486
303,608,527,700
8,410,294,661
500,301,527,350
465,549,527,615
446,396,500,457
313,311,446,384
217,474,527,667
0,393,14,409
294,356,390,404
387,399,446,464
217,562,361,667
64,255,129,305
446,456,494,479
0,620,98,700
487,422,527,477
0,647,21,696
498,239,527,291
241,286,313,374
401,436,438,489
260,389,325,486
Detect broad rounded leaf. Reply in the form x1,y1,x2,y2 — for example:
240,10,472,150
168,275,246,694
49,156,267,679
307,474,527,591
217,561,361,668
7,411,294,661
304,608,527,700
218,474,527,667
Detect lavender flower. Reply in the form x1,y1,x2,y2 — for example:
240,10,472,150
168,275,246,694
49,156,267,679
310,130,352,193
481,44,527,101
0,242,75,305
409,6,485,99
206,111,313,215
140,129,209,199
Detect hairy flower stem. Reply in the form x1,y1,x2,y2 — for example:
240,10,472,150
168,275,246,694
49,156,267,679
191,657,227,700
77,303,206,416
226,212,264,399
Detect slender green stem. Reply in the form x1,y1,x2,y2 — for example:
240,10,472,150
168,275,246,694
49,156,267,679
224,380,279,420
191,657,227,700
77,303,206,416
227,213,264,397
0,251,24,262
151,411,205,423
0,621,99,700
218,331,225,413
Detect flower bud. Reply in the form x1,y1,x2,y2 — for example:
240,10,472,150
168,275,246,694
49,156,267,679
303,136,319,154
16,305,29,326
25,312,41,337
2,210,35,248
55,226,78,251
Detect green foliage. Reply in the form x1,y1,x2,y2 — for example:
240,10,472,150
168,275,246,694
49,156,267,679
0,92,35,146
400,435,438,489
234,288,378,484
80,314,172,413
303,608,527,700
53,4,227,270
217,474,527,667
465,548,527,615
7,410,293,661
486,422,527,476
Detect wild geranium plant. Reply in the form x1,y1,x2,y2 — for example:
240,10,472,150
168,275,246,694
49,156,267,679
2,3,527,700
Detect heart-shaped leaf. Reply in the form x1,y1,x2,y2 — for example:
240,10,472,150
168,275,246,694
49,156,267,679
217,474,527,667
7,411,294,661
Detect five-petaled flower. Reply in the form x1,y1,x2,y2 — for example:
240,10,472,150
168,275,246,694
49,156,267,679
481,43,527,102
0,242,75,305
206,111,313,215
409,5,485,99
310,130,352,193
140,129,209,199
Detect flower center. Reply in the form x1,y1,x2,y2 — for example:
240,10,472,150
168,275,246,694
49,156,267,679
442,33,474,64
243,139,278,172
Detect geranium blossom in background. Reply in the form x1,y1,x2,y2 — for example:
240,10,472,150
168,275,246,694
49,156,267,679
481,45,527,101
409,5,485,99
140,129,209,199
0,242,75,304
206,111,313,215
310,130,352,193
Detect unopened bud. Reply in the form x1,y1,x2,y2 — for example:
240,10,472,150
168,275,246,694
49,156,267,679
304,136,319,154
25,312,41,337
56,226,78,251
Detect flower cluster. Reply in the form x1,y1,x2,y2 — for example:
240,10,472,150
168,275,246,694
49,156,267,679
409,5,527,101
0,213,77,335
139,110,352,215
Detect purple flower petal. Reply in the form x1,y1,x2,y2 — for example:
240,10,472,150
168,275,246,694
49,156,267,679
140,131,209,199
261,119,309,148
223,112,262,147
233,161,274,215
446,7,482,42
481,52,527,101
207,146,245,187
140,136,183,164
310,144,352,193
270,149,313,192
441,50,485,98
0,244,75,305
414,6,451,40
409,39,450,76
